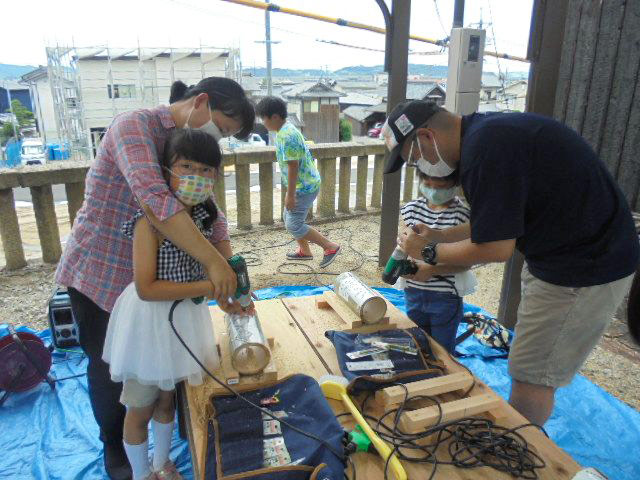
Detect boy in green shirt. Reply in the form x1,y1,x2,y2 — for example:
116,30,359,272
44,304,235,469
257,96,340,268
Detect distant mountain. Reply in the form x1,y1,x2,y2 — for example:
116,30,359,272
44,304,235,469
0,63,37,80
242,64,527,80
243,67,327,78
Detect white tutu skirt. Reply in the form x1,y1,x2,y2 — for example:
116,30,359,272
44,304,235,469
103,283,219,390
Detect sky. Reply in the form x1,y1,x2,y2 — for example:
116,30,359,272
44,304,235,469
2,0,533,73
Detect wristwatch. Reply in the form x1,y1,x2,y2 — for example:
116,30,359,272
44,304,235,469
421,242,438,265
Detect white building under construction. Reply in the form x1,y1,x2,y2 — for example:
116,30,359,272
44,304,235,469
21,45,241,159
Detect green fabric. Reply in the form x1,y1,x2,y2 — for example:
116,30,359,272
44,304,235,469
276,122,321,194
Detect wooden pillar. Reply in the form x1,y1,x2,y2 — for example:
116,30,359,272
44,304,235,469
370,154,384,208
64,181,85,226
30,185,62,263
214,172,226,215
355,155,368,211
317,157,336,218
498,0,569,327
235,164,252,230
259,162,274,225
338,156,351,214
378,0,410,266
0,189,27,270
402,167,415,203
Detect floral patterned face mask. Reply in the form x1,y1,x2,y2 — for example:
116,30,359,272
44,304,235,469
166,168,215,206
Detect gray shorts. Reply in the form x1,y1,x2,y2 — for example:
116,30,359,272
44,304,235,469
508,265,634,388
120,379,173,408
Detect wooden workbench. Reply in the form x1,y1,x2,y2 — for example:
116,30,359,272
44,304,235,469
177,295,582,480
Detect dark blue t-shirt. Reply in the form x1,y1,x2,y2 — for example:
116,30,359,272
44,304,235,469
460,112,638,287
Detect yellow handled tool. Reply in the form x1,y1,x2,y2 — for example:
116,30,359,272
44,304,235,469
319,375,407,480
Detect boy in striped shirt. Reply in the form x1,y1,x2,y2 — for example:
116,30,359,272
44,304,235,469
400,168,476,352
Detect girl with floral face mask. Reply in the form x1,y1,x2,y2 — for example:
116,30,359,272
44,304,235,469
102,129,248,480
398,167,476,354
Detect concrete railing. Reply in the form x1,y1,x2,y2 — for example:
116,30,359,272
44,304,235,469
0,141,419,270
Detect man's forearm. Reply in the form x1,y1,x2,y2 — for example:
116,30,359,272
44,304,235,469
436,238,515,266
436,223,471,243
143,207,224,266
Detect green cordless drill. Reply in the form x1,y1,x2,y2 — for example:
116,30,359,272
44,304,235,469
382,246,418,285
227,254,251,309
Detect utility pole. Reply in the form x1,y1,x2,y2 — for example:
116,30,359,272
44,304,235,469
254,0,280,143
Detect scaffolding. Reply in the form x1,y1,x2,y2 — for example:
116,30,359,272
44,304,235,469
45,44,242,160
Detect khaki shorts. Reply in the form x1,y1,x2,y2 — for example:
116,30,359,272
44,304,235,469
120,379,173,408
508,265,633,388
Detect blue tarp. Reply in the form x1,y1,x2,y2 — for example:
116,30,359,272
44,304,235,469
1,286,639,479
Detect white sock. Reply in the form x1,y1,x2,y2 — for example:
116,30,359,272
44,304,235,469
123,440,151,480
151,419,174,471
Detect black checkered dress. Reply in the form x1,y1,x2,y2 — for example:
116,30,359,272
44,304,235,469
122,205,212,283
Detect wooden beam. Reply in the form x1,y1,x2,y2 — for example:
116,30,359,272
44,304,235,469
375,372,474,407
399,394,502,433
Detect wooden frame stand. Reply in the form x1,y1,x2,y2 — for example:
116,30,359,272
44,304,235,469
315,291,397,332
212,333,278,394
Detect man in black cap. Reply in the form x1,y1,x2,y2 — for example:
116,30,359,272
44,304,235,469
384,100,638,426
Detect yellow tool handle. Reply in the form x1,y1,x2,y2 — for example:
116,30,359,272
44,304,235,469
341,392,407,480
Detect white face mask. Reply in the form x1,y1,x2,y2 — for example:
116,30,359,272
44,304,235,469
419,184,457,205
186,103,223,142
415,136,455,178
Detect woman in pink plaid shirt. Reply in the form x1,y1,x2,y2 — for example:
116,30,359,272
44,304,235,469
55,77,254,480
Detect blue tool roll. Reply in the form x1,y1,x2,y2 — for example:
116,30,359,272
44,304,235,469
325,327,445,394
204,374,346,479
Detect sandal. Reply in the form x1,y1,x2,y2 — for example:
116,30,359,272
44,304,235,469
319,246,341,268
286,249,313,260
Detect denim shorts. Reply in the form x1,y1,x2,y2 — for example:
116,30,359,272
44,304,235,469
283,190,318,239
405,287,463,353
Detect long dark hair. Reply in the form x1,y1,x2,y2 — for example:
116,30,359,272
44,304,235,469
162,129,222,228
169,77,255,140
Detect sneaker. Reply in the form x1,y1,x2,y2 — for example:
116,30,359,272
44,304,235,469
153,460,183,480
104,442,133,480
319,246,341,268
286,249,313,260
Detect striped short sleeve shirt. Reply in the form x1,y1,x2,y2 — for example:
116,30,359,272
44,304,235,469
400,197,470,294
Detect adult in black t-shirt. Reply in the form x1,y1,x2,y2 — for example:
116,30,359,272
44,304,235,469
382,100,638,426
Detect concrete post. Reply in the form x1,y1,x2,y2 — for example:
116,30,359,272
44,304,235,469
64,181,85,227
338,156,351,214
370,154,384,208
214,173,226,215
318,157,336,217
235,164,252,230
30,185,62,263
259,162,274,225
355,155,368,211
0,189,27,270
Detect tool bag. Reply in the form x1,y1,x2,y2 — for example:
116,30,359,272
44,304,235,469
325,327,445,394
204,374,345,479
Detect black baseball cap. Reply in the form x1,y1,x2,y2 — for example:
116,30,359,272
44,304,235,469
381,100,444,174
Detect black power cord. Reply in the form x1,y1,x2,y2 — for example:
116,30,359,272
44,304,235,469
348,380,546,480
167,300,347,473
235,226,373,289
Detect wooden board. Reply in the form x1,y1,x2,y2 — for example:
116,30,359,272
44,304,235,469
181,295,582,480
376,372,474,407
183,298,332,479
285,295,582,480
